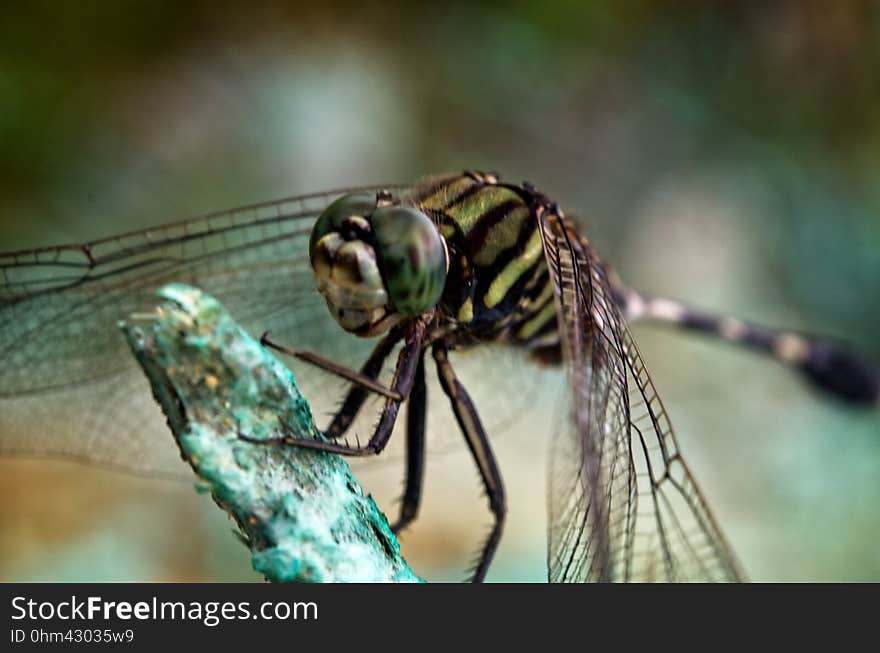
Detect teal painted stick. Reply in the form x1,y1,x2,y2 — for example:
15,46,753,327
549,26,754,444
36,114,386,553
120,283,422,583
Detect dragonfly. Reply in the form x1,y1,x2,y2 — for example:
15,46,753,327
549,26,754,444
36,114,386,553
1,170,877,582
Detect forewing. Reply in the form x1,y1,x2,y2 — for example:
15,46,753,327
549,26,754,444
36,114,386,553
0,187,404,477
539,209,742,582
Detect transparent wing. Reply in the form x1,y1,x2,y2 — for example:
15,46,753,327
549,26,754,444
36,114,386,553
539,210,743,582
0,186,553,483
0,186,408,477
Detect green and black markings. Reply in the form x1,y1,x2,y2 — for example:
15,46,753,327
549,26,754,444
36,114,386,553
413,171,560,349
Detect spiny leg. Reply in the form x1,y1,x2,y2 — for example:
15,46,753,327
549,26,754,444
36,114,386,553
390,351,427,534
261,325,427,533
432,343,506,583
324,329,401,439
244,320,426,456
614,286,880,405
261,331,402,401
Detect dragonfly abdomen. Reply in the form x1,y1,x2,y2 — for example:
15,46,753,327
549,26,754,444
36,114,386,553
615,286,880,404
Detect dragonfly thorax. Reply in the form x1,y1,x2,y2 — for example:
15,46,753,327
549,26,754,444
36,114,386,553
309,192,449,337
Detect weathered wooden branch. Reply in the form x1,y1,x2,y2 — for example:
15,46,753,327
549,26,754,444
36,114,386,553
121,283,421,583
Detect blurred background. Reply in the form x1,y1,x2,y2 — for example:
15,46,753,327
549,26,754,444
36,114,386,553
1,0,879,582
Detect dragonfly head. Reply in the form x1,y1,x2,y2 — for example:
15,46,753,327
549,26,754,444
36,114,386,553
309,192,448,336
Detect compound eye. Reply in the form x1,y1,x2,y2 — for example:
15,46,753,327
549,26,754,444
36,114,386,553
309,193,377,264
370,206,447,315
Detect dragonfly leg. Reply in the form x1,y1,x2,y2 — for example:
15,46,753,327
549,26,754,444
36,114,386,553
261,331,403,401
614,286,880,405
243,320,426,456
324,329,401,439
432,342,506,583
390,351,427,534
262,325,427,531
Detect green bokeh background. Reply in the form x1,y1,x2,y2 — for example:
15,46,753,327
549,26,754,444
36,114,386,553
1,1,878,581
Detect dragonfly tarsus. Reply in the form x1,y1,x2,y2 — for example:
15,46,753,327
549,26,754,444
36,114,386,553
433,343,507,583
